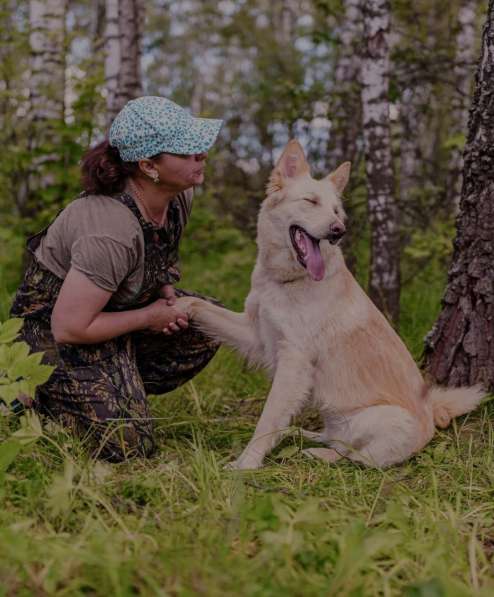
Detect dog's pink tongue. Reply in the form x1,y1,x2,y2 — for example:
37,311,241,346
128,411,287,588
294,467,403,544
297,231,325,281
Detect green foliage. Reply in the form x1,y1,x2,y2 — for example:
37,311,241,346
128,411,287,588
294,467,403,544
0,317,22,344
0,412,43,479
0,1,29,207
0,319,53,406
0,317,52,482
443,132,467,151
0,227,24,323
404,221,454,268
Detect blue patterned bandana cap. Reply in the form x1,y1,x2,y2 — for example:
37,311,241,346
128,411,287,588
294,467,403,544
109,96,223,161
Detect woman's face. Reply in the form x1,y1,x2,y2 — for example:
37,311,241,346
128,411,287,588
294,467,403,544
153,152,208,191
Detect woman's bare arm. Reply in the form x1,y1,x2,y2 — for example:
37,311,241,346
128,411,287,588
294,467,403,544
51,267,187,344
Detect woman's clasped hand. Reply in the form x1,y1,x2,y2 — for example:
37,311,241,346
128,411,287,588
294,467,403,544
143,297,189,335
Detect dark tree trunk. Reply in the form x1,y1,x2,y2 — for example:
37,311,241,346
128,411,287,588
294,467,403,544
361,0,400,326
423,0,494,390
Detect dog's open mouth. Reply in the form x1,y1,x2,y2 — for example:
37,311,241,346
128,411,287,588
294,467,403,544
289,225,325,281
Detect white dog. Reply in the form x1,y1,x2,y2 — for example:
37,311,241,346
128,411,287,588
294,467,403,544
177,140,484,469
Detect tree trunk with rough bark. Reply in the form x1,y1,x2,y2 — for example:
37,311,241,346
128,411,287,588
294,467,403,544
18,0,67,216
423,0,494,390
361,0,400,325
446,0,478,212
105,0,144,126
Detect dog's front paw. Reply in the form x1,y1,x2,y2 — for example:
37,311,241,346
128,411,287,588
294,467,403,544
175,296,199,317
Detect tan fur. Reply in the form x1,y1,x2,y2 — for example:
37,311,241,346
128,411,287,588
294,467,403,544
177,140,485,469
427,385,485,428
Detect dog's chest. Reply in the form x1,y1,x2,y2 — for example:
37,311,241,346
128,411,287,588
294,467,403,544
253,281,326,361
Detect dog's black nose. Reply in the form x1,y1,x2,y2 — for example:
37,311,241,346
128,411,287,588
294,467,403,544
327,223,346,244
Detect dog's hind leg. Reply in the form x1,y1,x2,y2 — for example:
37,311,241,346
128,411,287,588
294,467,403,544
303,447,342,463
326,405,430,468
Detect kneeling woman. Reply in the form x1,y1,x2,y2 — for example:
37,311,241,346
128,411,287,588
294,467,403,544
10,96,223,461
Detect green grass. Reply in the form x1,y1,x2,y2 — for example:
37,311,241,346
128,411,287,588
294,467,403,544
1,206,493,595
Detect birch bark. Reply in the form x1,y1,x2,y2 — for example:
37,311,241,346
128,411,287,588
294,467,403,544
423,0,494,390
90,0,106,50
105,0,144,125
361,0,400,325
20,0,67,214
328,0,362,171
326,0,363,274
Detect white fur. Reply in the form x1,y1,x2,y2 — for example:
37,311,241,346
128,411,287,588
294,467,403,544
176,141,485,469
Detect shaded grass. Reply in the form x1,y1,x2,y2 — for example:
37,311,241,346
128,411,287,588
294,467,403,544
1,206,493,595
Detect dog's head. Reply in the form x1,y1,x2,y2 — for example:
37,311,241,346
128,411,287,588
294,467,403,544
263,139,350,282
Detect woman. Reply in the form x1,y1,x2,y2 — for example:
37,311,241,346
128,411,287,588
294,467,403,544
10,96,223,461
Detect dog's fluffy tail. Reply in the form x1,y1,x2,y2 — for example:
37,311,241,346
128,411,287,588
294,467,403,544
427,385,485,428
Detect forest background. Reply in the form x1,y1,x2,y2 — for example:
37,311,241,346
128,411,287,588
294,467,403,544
1,0,494,595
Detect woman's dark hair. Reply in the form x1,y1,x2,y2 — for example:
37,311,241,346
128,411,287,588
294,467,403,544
80,139,140,195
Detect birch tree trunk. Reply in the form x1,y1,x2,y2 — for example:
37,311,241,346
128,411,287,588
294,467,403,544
19,0,67,215
328,0,362,171
361,0,400,325
90,0,106,49
446,0,478,212
326,0,363,274
423,0,494,390
105,0,144,126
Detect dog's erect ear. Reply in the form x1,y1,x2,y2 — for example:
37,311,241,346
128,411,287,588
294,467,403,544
326,162,351,196
266,140,310,196
276,140,310,179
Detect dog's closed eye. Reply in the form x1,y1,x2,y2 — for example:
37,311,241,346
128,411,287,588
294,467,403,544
302,196,319,205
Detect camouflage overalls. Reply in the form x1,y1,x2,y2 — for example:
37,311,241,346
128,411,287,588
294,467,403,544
10,192,220,461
